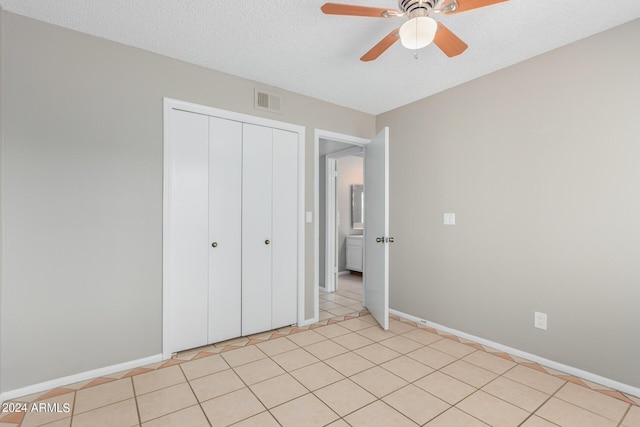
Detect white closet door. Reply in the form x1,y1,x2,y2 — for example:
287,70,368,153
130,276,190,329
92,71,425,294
271,129,298,329
208,117,242,343
242,124,273,336
166,109,209,352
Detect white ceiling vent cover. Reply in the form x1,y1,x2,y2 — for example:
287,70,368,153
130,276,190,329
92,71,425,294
254,89,283,114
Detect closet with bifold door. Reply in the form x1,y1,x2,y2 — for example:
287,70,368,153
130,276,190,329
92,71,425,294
165,106,300,355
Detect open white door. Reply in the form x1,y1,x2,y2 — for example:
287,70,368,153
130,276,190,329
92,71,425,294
364,127,390,330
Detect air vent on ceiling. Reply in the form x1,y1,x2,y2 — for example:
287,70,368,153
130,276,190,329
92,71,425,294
254,89,283,114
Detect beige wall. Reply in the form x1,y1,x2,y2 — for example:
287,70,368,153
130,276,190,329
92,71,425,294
377,19,640,387
0,6,4,394
2,7,638,395
0,11,375,392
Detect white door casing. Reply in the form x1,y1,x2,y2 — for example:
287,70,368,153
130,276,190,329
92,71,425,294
364,128,390,330
325,157,338,292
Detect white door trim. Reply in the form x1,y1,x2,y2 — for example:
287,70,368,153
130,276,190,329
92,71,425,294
313,129,369,325
163,98,305,359
325,157,337,293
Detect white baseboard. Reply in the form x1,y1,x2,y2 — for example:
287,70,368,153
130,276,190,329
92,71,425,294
338,270,350,276
389,308,640,399
298,317,318,327
0,354,163,403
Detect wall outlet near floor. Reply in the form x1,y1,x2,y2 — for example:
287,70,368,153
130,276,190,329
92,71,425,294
443,213,456,225
419,319,428,325
534,311,548,330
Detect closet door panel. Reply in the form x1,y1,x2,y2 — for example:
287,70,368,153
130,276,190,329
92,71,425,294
242,124,273,336
167,109,209,352
208,117,242,343
271,129,298,329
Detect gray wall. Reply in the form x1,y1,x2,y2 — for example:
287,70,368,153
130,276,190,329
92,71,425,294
0,11,375,392
337,156,363,271
0,6,4,394
377,19,640,388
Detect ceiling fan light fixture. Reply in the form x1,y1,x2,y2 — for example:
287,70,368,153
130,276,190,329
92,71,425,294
399,16,437,50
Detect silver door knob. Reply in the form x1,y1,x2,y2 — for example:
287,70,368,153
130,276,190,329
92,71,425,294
265,240,270,245
211,242,218,248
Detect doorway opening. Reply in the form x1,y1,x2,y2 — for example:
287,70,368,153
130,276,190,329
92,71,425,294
314,129,369,324
320,153,365,320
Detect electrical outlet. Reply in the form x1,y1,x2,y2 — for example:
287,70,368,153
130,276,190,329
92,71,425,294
534,312,547,330
443,213,456,225
419,319,428,325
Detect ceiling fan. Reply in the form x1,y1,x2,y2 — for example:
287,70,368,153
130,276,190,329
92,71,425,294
321,0,509,61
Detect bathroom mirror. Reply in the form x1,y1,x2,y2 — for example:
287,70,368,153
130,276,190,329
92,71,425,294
352,184,364,230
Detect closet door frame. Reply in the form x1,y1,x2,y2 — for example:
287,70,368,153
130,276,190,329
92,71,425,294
162,98,306,359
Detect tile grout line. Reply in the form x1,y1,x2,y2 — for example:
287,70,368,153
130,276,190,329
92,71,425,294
259,337,343,424
526,381,571,426
549,387,632,425
4,306,638,425
397,347,520,426
224,346,289,426
515,372,566,426
177,363,214,427
129,376,143,427
617,405,631,427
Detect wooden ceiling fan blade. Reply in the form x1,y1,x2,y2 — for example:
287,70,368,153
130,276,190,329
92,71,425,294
360,29,400,62
321,2,397,18
447,0,509,14
433,22,468,57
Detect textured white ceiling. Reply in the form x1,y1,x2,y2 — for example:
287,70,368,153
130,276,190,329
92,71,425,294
1,0,639,115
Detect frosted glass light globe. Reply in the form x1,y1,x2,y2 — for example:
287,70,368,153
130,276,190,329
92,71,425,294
399,16,437,50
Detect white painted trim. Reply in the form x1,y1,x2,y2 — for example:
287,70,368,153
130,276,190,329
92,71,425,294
163,98,305,358
330,146,365,158
316,129,370,146
338,270,350,276
314,129,371,326
313,132,320,327
0,354,163,403
389,308,640,399
162,99,173,360
296,123,306,328
165,98,305,134
297,317,317,328
325,157,337,293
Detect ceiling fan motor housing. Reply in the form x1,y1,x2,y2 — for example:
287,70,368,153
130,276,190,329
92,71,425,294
398,0,437,17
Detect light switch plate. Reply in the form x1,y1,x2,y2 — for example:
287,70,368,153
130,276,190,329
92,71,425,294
444,213,456,225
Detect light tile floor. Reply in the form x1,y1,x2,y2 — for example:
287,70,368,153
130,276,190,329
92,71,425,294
2,277,639,426
319,273,364,321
